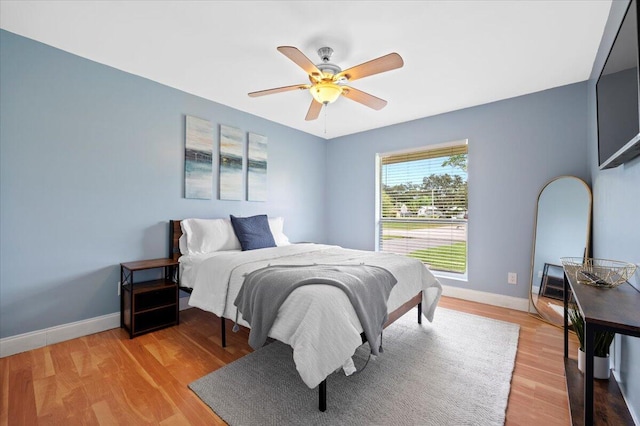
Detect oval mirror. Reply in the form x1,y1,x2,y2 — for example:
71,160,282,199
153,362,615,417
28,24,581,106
529,176,592,327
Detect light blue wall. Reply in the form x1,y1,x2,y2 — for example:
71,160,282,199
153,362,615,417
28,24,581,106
325,83,590,296
0,30,326,338
588,0,640,420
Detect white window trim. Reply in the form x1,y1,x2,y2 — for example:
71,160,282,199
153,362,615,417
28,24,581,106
375,139,469,278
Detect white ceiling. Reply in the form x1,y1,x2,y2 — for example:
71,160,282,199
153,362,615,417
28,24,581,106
0,1,612,140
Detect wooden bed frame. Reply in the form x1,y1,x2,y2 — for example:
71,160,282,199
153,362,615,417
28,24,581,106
169,219,423,411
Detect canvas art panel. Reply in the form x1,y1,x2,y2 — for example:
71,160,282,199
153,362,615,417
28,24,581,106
185,115,214,199
248,132,267,201
219,124,244,200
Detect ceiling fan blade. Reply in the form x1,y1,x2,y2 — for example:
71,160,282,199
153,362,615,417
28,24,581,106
248,84,309,97
341,86,388,110
277,46,323,80
305,99,323,121
337,53,404,82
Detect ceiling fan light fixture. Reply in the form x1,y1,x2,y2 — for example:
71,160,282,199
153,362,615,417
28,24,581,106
310,82,343,105
250,46,403,120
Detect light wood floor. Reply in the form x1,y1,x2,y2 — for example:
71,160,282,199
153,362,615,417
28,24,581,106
0,296,578,425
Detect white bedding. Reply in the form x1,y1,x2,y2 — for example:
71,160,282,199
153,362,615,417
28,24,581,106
184,243,442,388
178,250,240,289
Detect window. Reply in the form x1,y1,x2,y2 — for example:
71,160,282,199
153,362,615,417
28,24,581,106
377,141,468,274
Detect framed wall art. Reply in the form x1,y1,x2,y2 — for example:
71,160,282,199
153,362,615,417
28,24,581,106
247,132,267,201
219,124,244,200
184,115,213,199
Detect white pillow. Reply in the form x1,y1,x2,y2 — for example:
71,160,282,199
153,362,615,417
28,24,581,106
181,218,241,254
268,216,291,246
179,234,188,255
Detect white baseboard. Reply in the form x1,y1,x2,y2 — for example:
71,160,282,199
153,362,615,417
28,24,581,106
0,312,120,358
613,367,640,425
441,285,529,312
0,297,195,358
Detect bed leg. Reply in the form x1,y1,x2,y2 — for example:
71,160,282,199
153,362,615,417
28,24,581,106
220,317,226,348
319,379,327,411
418,302,422,324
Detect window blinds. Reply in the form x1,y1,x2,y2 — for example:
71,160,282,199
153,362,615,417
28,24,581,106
379,143,468,274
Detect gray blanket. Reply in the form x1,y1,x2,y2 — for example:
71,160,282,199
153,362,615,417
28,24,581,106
234,264,397,355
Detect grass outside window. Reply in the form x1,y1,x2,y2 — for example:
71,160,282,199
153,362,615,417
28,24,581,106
408,242,467,273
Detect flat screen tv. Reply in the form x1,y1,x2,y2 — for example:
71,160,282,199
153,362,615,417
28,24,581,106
596,0,640,169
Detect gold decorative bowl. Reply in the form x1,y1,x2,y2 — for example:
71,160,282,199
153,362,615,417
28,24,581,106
561,257,637,288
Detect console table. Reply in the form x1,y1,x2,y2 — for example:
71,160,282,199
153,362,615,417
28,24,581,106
563,271,640,425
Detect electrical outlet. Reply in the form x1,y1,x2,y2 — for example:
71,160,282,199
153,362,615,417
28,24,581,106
537,270,543,278
117,281,121,296
508,272,517,285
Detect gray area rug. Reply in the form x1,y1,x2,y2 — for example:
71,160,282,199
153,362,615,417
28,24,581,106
189,307,520,425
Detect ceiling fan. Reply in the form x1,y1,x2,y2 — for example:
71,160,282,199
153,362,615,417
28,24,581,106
248,46,404,121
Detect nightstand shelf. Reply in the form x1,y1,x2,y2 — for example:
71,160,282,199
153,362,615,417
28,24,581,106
540,263,566,300
120,258,179,338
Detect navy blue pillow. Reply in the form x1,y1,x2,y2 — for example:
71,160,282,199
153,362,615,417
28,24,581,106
230,214,277,251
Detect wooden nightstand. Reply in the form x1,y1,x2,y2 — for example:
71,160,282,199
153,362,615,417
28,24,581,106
120,258,179,338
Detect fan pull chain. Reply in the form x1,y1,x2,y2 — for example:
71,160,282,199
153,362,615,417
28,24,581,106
324,104,328,135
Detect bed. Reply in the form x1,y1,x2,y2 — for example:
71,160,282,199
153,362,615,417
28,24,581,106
170,217,442,410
